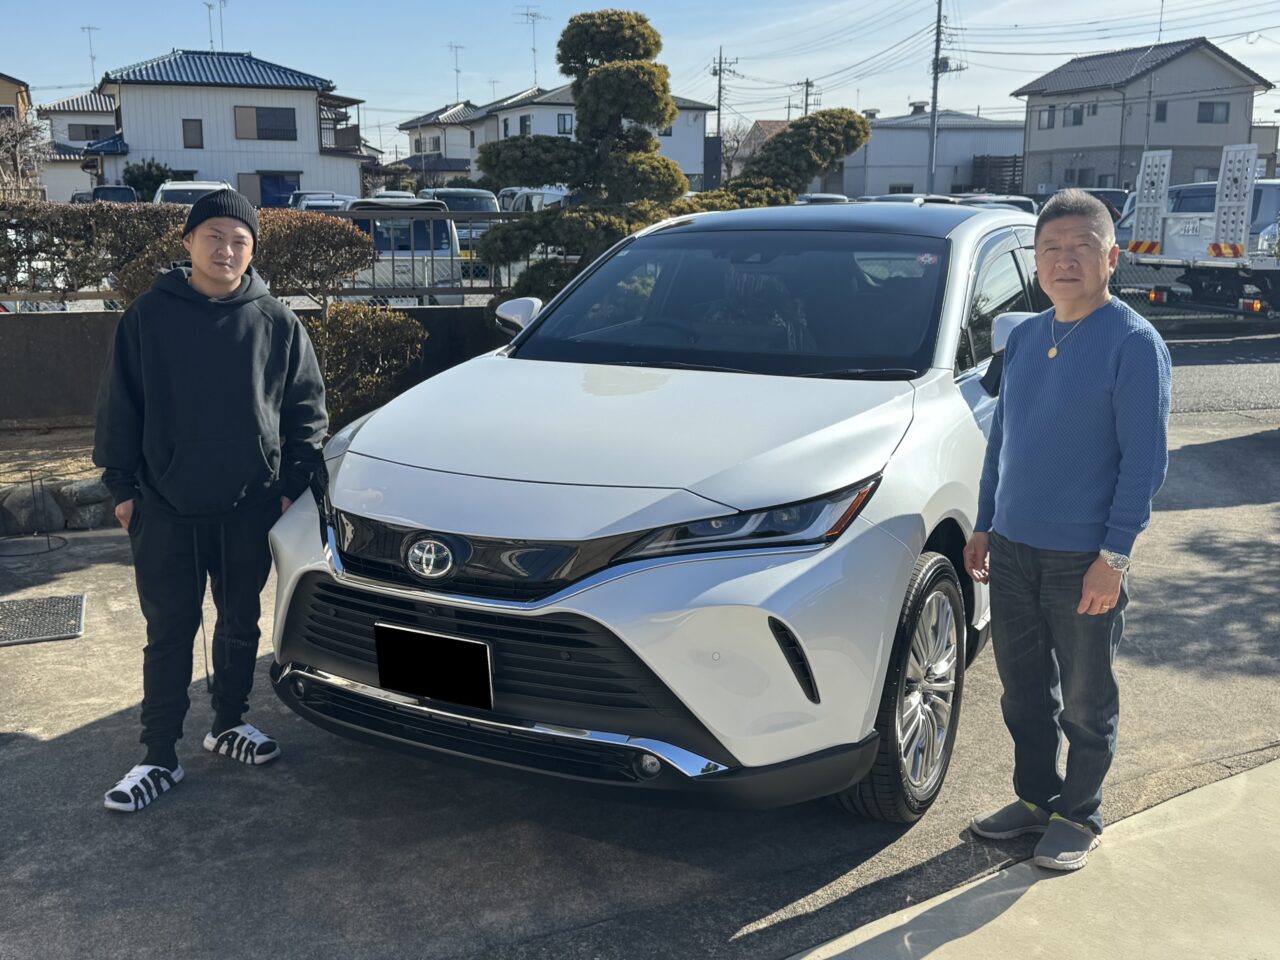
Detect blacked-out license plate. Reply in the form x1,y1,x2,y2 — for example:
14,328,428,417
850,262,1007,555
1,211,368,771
374,622,494,711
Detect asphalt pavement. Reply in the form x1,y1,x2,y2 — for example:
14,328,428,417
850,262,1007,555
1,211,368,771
1,329,1276,960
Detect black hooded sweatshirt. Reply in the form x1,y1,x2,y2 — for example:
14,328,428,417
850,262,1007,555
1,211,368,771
93,265,328,522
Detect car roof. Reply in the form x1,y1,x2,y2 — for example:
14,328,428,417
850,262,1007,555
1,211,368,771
159,181,228,188
344,198,448,210
644,201,1002,238
422,188,495,196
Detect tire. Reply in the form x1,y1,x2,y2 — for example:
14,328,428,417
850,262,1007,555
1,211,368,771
834,551,966,823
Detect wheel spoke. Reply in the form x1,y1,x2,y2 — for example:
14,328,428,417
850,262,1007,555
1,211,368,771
923,676,955,694
929,693,953,729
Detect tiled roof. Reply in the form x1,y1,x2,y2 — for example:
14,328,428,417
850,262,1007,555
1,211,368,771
872,109,1023,129
1013,37,1272,97
83,134,129,156
398,100,484,131
38,91,115,114
397,154,471,173
47,141,85,161
100,49,336,92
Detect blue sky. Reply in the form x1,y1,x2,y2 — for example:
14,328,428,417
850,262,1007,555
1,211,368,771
9,0,1280,154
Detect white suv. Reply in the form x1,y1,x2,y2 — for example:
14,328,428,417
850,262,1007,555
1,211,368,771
268,202,1041,820
152,180,234,205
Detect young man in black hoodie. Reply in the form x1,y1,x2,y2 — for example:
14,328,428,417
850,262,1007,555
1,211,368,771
94,189,327,812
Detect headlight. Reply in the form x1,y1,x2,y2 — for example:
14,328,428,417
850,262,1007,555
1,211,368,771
616,478,880,561
323,411,376,462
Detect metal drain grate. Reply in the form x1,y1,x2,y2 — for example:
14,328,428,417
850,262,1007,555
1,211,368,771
0,595,86,647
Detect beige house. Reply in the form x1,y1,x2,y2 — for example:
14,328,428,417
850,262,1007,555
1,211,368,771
0,70,32,121
1014,37,1274,191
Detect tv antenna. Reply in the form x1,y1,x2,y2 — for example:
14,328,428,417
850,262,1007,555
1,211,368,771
202,2,216,50
81,26,100,86
445,42,465,102
515,6,550,86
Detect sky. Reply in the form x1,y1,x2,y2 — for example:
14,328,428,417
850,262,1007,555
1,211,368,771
7,0,1280,154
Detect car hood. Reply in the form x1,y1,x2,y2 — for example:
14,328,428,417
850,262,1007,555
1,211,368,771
348,355,916,511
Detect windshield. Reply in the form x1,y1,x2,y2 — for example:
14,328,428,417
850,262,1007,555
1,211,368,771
157,187,220,205
438,195,499,212
94,187,134,202
513,229,949,376
1171,185,1269,228
349,215,453,252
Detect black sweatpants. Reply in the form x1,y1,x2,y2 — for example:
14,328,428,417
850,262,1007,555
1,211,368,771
127,497,280,748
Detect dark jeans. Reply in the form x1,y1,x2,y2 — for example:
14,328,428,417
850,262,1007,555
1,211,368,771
988,531,1128,834
128,497,279,748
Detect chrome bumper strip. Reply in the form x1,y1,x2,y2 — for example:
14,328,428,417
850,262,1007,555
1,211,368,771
278,662,730,778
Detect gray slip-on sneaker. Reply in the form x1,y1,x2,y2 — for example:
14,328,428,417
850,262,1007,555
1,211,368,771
1033,816,1101,871
970,799,1051,840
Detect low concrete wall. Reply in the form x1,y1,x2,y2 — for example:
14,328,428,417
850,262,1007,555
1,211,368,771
0,305,510,429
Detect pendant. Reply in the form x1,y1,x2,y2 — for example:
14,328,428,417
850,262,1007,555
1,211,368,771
1048,347,1059,359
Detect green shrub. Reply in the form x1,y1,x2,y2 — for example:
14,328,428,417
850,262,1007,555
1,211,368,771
299,302,426,429
122,159,176,202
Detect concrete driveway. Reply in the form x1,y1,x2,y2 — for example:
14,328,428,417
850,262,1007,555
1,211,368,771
2,331,1277,960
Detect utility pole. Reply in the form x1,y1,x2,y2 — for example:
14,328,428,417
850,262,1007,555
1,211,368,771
710,48,738,139
786,96,794,121
203,2,216,51
802,78,814,116
927,0,942,193
81,26,100,86
445,42,465,102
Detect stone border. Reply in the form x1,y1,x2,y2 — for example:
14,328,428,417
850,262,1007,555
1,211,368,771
0,477,114,534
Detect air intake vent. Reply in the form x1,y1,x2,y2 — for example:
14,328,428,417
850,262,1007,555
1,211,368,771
768,617,820,704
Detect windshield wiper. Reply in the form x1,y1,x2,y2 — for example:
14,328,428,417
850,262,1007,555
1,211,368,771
798,367,919,380
604,360,755,374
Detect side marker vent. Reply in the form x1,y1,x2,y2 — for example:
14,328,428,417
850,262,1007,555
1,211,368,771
768,617,820,704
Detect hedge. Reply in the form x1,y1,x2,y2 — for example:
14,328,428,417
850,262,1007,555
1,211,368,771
0,201,374,306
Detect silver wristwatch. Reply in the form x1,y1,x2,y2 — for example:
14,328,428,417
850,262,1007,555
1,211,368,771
1100,549,1131,573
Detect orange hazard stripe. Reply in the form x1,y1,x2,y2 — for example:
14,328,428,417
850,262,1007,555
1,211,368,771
1207,243,1245,257
1127,240,1162,255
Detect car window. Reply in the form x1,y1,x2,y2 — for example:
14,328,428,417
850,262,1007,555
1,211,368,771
439,195,499,212
513,229,950,377
349,216,452,252
157,187,218,204
966,251,1029,368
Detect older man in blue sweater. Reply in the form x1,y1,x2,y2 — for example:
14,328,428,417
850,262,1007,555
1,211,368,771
963,189,1172,871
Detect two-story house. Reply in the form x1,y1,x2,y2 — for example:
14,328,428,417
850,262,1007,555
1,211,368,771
36,91,115,200
85,49,368,205
0,70,31,121
1013,37,1274,192
399,83,716,189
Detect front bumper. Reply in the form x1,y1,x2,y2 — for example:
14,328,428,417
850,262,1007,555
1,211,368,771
269,490,915,804
271,660,878,808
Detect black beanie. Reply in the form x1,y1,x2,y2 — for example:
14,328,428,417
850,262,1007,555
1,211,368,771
183,188,259,245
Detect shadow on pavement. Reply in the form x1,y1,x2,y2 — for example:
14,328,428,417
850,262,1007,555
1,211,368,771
0,528,134,596
1157,428,1280,511
1165,334,1280,367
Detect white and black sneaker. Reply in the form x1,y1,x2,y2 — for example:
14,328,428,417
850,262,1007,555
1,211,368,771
103,764,184,812
202,723,280,766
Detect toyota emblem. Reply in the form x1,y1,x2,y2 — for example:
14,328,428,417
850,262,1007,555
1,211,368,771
405,538,455,580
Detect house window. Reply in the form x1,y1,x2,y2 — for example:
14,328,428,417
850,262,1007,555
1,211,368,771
1193,166,1217,182
1063,105,1084,127
1088,103,1098,116
257,171,302,207
469,129,476,147
557,113,573,135
234,105,297,141
1197,101,1230,124
413,136,425,153
519,114,532,136
1038,106,1056,129
503,118,510,138
1155,101,1168,123
0,105,15,120
427,135,441,153
1064,168,1077,185
1098,174,1115,188
68,123,112,141
888,183,914,194
182,119,203,149
658,124,673,137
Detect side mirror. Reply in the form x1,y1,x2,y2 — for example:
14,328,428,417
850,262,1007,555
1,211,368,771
982,311,1038,397
992,311,1037,355
494,297,542,338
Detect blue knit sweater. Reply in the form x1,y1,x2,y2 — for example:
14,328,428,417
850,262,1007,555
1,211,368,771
976,298,1172,555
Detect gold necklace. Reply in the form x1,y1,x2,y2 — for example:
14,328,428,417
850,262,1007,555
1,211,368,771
1048,315,1087,359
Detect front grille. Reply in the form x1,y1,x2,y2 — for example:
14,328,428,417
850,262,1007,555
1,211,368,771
288,572,684,712
332,510,642,602
300,682,642,783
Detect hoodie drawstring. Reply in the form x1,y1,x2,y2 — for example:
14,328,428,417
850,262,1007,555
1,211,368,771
195,525,212,694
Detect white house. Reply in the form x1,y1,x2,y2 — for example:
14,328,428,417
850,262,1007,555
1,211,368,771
1013,37,1275,191
399,83,716,189
827,103,1025,197
87,49,368,205
36,90,115,201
